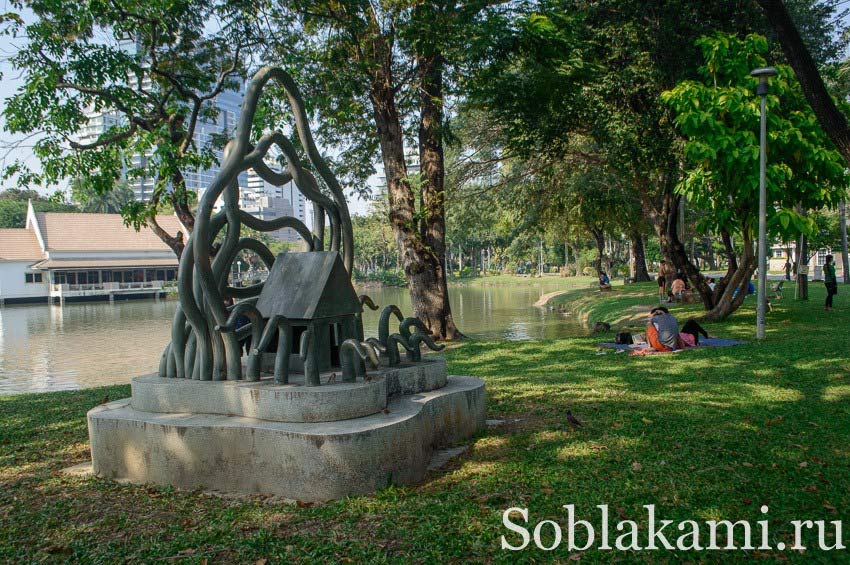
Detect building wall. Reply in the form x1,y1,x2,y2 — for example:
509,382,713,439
0,261,49,300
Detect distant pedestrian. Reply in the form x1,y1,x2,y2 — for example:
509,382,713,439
658,260,670,301
824,254,837,311
784,260,792,281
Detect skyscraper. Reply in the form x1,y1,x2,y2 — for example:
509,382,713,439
75,40,307,239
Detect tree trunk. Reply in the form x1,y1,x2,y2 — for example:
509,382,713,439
702,230,757,321
664,193,756,320
630,231,651,282
592,228,604,275
757,0,850,165
414,51,463,339
840,199,850,283
369,53,424,297
664,194,714,310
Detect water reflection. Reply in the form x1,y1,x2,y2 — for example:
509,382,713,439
0,301,177,394
0,279,585,394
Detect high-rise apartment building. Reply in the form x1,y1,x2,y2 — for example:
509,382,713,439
75,40,307,240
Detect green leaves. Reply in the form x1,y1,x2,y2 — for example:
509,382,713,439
663,33,848,239
1,0,252,234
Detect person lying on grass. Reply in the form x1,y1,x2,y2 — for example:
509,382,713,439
642,307,711,353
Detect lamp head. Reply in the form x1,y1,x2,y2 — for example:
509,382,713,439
750,67,778,78
750,67,777,96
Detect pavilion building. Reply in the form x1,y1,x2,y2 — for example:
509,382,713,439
0,201,185,304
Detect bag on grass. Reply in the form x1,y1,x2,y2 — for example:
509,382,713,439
615,332,633,345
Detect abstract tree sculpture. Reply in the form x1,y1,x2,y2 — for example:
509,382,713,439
159,66,354,382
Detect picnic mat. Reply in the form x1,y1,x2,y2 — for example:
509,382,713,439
599,337,746,352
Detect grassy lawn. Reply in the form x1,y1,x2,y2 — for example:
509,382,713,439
2,282,849,562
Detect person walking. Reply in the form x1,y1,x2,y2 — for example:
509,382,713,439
784,259,792,281
824,254,837,311
658,260,670,301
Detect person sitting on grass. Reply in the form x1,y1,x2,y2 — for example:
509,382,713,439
646,306,680,352
680,318,711,346
643,307,712,352
669,276,686,301
599,271,612,291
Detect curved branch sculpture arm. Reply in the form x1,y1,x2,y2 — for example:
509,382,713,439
300,329,319,386
251,315,293,384
407,332,446,362
386,333,415,366
161,66,355,382
340,339,381,382
378,305,404,347
399,317,429,341
216,302,263,381
359,295,379,310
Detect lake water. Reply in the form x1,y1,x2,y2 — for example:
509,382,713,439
0,279,586,394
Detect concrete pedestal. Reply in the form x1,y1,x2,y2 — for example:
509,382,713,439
87,358,486,501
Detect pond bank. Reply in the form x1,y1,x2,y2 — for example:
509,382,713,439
543,282,714,331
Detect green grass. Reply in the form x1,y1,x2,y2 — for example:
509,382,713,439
2,283,850,562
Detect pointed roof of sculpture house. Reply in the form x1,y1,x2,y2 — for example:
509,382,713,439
255,251,360,320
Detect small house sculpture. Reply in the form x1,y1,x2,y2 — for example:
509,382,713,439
254,251,362,385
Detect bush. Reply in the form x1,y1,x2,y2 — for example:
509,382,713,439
353,268,407,287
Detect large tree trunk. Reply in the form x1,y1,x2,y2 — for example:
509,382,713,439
629,231,651,281
703,229,757,321
639,174,679,268
369,46,461,340
591,228,605,275
664,194,714,309
664,194,755,320
368,50,423,309
757,0,850,164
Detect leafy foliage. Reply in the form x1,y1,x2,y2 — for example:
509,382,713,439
1,0,255,245
0,188,77,228
662,33,849,240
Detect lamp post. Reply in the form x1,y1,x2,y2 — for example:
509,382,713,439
750,66,777,341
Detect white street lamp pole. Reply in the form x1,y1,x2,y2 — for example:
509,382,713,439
751,67,777,341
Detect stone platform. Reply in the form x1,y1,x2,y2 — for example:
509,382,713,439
87,357,486,501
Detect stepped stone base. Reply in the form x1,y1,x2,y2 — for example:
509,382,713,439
130,357,448,423
88,363,485,501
